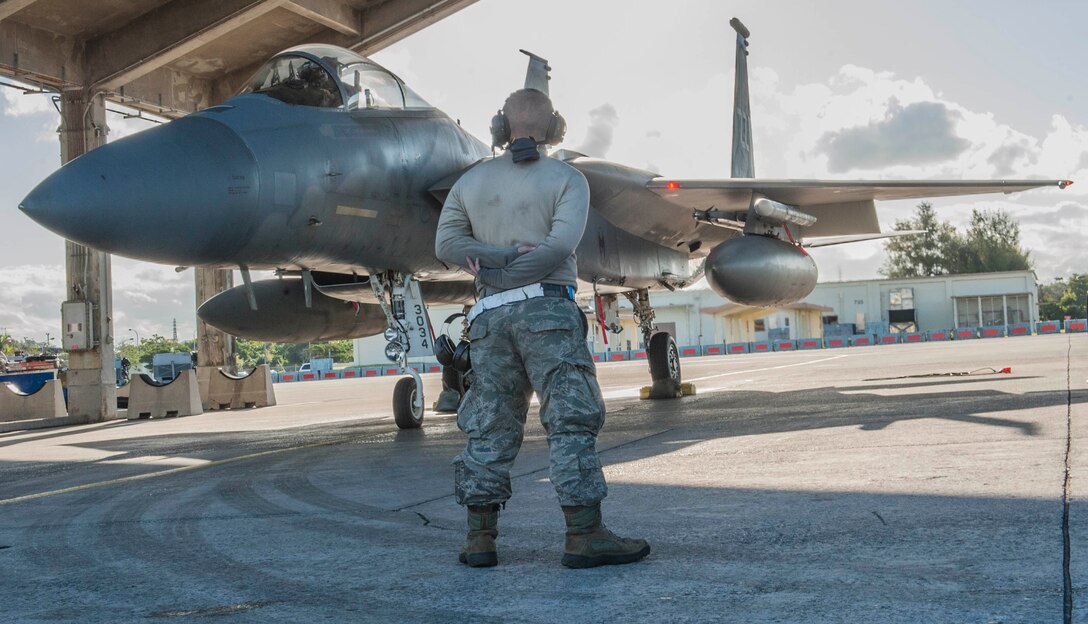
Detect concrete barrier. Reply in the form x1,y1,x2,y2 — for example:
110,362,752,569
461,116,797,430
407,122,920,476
824,337,848,349
128,370,203,419
1036,321,1062,334
849,336,873,346
299,372,318,381
199,365,277,411
340,368,359,379
678,345,701,357
773,340,795,351
797,338,822,350
902,333,925,344
954,328,978,340
702,344,725,356
750,341,773,353
927,329,951,341
979,326,1006,338
725,342,749,355
322,371,340,380
1067,319,1088,333
1007,323,1032,337
877,335,899,345
606,351,629,362
631,349,647,360
362,368,383,377
0,379,66,423
116,382,131,409
278,372,297,382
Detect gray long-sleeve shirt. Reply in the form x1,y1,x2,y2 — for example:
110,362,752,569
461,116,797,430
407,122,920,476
434,150,590,298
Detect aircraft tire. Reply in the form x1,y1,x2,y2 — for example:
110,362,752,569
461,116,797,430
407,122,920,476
647,332,681,383
393,377,424,429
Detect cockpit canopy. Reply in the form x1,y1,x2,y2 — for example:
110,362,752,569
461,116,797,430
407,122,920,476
242,44,431,110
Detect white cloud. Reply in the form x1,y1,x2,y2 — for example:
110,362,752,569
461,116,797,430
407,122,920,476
0,87,54,117
0,260,197,344
575,103,619,158
593,61,1085,280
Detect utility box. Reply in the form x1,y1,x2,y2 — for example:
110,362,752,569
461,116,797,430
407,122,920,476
61,301,94,351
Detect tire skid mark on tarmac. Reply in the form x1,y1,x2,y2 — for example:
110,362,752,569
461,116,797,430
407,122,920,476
22,489,106,576
216,467,299,518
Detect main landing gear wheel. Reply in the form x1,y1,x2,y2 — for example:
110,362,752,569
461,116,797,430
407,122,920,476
393,376,424,429
647,332,680,382
644,332,686,399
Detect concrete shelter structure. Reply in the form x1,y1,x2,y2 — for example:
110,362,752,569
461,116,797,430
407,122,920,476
0,0,478,423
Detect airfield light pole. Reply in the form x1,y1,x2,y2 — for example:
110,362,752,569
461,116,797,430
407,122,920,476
129,328,140,346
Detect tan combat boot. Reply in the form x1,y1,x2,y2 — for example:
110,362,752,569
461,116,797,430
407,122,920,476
561,504,651,568
458,504,499,567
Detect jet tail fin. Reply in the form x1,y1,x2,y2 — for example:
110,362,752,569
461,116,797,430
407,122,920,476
520,49,551,95
729,18,754,178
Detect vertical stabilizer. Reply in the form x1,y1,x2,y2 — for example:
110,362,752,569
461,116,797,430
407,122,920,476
519,49,551,95
729,18,754,178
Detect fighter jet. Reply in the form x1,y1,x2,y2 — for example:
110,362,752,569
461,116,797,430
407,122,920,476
19,20,1071,428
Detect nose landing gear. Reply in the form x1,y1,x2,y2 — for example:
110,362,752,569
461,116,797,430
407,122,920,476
371,272,432,429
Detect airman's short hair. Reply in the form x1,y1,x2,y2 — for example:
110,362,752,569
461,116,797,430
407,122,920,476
503,89,554,141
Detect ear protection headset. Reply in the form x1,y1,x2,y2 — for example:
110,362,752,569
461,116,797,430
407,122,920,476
489,93,567,149
434,313,472,373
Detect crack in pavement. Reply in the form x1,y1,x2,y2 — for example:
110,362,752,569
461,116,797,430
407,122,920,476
1063,332,1074,624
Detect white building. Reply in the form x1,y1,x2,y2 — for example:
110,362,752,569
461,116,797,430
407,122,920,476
353,271,1039,364
804,270,1039,334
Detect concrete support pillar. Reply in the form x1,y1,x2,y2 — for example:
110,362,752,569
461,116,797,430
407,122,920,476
60,89,117,422
195,268,235,371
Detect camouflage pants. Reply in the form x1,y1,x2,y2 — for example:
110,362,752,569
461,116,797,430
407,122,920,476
453,296,608,507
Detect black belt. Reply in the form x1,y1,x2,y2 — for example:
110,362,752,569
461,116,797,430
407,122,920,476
541,283,576,301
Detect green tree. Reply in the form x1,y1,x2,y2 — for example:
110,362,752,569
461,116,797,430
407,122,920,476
1040,274,1088,320
949,209,1032,274
880,202,959,277
882,203,1032,277
117,334,196,367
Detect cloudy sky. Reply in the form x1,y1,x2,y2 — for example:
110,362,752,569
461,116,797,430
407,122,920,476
1,0,1085,344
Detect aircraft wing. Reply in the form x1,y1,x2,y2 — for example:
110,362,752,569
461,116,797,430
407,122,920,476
647,178,1071,206
645,178,1072,238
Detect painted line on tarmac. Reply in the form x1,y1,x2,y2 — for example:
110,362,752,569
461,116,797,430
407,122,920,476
684,354,852,383
595,355,852,401
0,436,360,508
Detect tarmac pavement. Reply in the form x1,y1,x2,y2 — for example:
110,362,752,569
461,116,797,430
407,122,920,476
1,333,1085,623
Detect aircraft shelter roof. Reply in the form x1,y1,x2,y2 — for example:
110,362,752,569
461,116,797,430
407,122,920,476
0,0,477,118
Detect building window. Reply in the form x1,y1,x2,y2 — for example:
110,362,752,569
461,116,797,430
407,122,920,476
956,297,981,327
980,296,1003,326
753,319,766,332
1005,294,1030,324
955,293,1031,328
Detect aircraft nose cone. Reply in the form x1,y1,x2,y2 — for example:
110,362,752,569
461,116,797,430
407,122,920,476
19,117,259,264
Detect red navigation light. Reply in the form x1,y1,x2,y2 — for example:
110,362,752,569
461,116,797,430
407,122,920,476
665,180,680,191
1060,180,1074,189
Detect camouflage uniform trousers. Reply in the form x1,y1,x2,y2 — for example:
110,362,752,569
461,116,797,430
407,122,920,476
453,295,608,507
